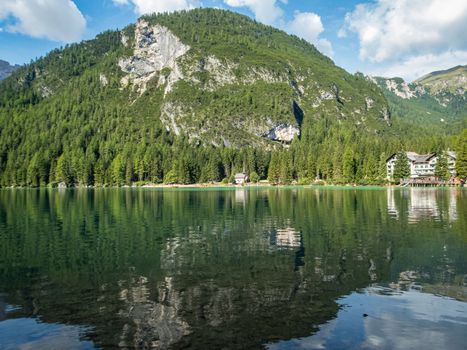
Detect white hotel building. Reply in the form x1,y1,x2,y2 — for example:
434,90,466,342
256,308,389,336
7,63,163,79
386,151,456,180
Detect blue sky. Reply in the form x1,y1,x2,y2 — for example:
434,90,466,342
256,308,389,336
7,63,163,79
0,0,466,81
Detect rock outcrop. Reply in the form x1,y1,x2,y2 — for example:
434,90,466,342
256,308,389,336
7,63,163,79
265,124,300,143
119,19,190,94
115,11,391,148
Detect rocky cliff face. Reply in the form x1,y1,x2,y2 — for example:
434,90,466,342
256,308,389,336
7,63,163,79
117,15,390,148
119,19,305,146
0,8,394,163
119,20,190,94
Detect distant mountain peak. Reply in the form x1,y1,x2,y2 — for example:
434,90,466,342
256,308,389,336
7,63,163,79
0,59,20,81
367,65,466,133
414,65,466,94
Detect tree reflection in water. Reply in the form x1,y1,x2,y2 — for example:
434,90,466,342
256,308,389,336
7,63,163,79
0,188,465,349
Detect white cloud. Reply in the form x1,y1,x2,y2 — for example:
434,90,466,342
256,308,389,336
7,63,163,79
0,0,86,42
286,11,334,57
316,39,333,58
343,0,467,63
287,12,323,43
337,28,346,38
224,0,283,24
369,51,467,82
113,0,200,15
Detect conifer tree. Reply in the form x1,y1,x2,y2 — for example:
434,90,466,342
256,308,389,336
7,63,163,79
279,152,293,184
250,171,259,183
55,154,72,185
378,153,388,181
342,149,355,182
455,129,467,179
125,160,134,185
268,152,280,185
434,152,449,180
393,152,410,182
110,154,125,185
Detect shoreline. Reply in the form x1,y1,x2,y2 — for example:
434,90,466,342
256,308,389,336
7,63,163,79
1,183,464,190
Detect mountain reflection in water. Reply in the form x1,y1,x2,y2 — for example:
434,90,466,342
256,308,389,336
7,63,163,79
0,188,465,349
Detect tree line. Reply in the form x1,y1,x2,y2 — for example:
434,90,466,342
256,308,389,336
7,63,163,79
1,9,465,187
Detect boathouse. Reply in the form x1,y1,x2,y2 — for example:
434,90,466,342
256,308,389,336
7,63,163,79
234,173,248,185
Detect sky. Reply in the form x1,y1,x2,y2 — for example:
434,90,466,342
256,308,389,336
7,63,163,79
0,0,466,81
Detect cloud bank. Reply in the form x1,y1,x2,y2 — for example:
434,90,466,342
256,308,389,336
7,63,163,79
0,0,86,42
342,0,467,80
286,11,334,58
224,0,283,24
113,0,200,15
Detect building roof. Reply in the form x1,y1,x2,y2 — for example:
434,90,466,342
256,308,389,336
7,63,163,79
411,153,436,164
387,152,436,163
235,173,247,179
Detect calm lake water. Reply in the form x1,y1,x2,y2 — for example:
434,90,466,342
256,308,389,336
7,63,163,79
0,188,466,349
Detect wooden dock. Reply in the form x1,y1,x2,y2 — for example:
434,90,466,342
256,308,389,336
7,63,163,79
400,177,463,187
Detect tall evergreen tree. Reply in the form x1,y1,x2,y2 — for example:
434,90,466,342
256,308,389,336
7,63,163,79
393,152,410,182
55,154,72,185
342,149,355,182
268,153,280,185
110,154,125,185
434,152,450,180
279,151,293,184
455,129,467,179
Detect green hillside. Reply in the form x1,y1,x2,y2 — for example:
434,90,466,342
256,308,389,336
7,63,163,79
371,66,466,134
0,9,463,187
415,65,467,93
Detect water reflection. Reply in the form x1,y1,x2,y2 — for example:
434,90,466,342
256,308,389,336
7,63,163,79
387,188,399,219
269,286,467,350
0,311,95,350
407,188,440,223
386,188,462,224
117,275,190,349
271,227,302,249
0,188,465,349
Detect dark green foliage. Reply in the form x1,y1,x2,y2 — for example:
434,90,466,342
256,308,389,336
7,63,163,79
393,152,410,182
434,152,450,180
455,129,467,179
0,9,460,187
342,149,356,182
372,76,466,135
267,153,280,185
249,171,259,183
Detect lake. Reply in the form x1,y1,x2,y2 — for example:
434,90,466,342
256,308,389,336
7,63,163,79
0,188,466,349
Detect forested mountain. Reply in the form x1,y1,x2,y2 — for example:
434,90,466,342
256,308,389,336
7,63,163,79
0,9,464,187
370,66,466,134
0,59,19,81
416,65,467,92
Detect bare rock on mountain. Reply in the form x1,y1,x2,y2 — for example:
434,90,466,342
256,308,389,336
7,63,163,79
119,19,190,94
